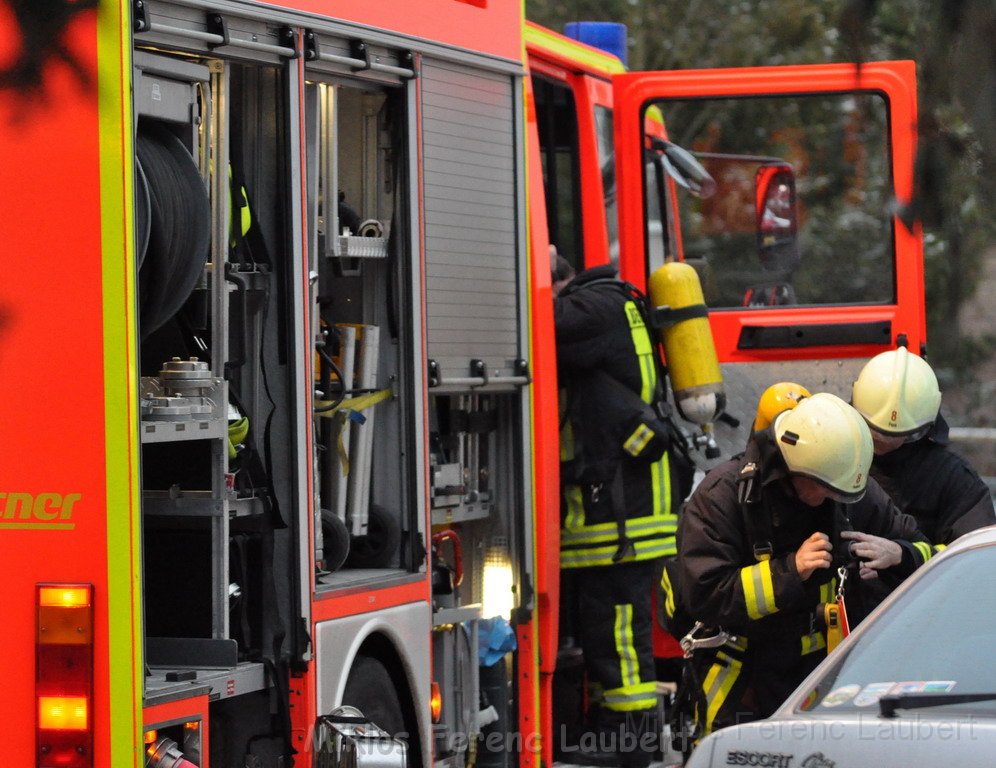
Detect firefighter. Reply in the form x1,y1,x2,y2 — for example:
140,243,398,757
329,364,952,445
554,259,680,768
671,392,932,737
851,347,995,545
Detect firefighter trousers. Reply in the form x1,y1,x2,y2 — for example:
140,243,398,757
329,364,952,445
692,636,825,735
575,560,660,741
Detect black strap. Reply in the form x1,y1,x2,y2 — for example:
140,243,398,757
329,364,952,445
670,657,708,758
649,303,709,330
831,502,859,571
737,444,774,562
261,525,296,763
609,466,635,563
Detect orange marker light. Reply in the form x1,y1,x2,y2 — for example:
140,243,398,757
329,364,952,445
38,586,92,608
38,696,89,730
430,681,442,722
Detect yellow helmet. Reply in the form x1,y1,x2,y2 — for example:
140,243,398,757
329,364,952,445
773,393,873,502
851,347,941,436
753,381,811,432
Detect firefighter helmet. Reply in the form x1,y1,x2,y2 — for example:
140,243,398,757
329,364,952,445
753,381,811,432
851,347,941,436
773,393,873,502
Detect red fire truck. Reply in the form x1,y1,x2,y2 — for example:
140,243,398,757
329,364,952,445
0,2,924,767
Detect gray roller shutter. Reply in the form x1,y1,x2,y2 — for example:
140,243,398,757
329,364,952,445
421,60,520,385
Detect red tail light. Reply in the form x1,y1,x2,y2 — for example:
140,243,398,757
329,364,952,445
36,584,93,768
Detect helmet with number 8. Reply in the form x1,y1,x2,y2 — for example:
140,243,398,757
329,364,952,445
773,393,873,502
851,347,941,436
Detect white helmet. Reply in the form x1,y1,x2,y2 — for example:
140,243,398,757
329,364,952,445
852,347,941,436
773,393,873,502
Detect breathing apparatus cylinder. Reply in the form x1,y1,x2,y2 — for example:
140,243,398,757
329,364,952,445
647,261,725,428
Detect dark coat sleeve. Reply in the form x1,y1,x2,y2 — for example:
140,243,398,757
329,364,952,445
678,464,807,629
930,451,995,544
848,478,933,578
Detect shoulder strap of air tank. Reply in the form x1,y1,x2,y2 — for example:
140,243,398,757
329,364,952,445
620,281,673,410
737,442,775,562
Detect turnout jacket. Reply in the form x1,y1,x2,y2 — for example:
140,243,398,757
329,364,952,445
871,414,995,546
676,429,933,647
555,265,678,568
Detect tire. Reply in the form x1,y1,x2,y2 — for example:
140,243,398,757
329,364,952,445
342,655,405,735
346,503,401,569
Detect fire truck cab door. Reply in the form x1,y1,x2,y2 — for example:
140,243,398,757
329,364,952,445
613,62,925,363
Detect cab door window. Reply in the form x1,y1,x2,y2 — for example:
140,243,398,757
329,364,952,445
534,75,583,271
594,105,619,262
662,93,894,310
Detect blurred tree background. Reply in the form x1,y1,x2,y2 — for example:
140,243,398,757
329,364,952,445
528,0,996,457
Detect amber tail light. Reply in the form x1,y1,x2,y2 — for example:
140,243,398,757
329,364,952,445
36,584,93,768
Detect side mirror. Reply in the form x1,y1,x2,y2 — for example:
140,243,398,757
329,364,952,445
755,164,799,272
649,137,717,199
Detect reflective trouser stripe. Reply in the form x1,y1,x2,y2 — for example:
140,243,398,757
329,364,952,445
934,543,947,552
615,604,638,690
603,602,657,712
702,651,743,734
913,541,934,563
661,567,676,618
801,631,827,656
602,682,658,712
740,560,777,619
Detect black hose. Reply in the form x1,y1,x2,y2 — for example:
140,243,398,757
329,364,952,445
134,157,151,270
136,120,211,338
313,344,346,413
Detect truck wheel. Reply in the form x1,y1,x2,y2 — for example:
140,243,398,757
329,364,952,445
346,503,400,569
342,655,405,735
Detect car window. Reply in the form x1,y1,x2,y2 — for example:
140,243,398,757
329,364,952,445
797,546,996,714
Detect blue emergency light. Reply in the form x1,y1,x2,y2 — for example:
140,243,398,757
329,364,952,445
563,21,628,67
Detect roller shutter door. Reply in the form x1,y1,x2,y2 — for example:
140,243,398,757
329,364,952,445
421,60,520,385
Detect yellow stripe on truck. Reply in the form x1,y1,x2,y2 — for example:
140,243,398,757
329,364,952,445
98,2,143,763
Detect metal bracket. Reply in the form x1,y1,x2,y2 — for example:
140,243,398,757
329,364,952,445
279,26,299,58
350,39,372,71
205,12,229,48
399,50,416,78
469,359,488,387
303,29,320,61
514,358,531,383
133,0,149,32
427,359,440,388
